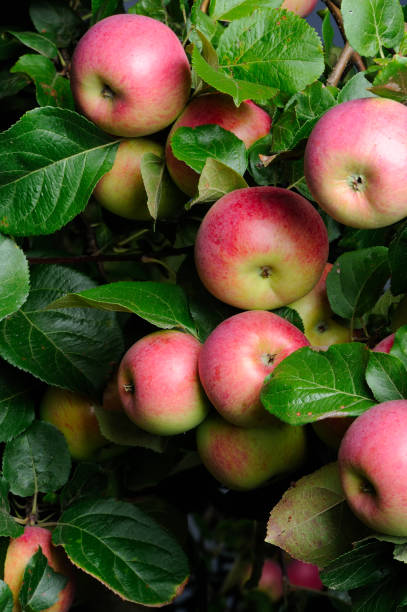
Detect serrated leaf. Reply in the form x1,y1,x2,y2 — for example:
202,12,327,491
19,548,68,612
29,0,83,48
326,247,390,321
0,235,29,323
0,475,23,538
95,407,166,452
0,265,124,396
139,152,185,221
3,420,71,497
337,72,377,103
366,351,407,403
52,497,189,606
187,158,248,207
0,581,13,612
261,343,376,425
341,0,404,58
46,280,197,336
209,0,282,21
216,9,324,96
9,31,58,58
370,55,407,104
0,361,36,443
10,54,74,109
0,106,119,237
265,462,366,567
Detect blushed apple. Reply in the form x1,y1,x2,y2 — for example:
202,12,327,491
199,310,310,427
243,559,283,602
70,13,191,137
372,333,395,353
338,400,407,535
40,387,108,461
117,330,210,435
282,0,318,16
4,526,75,612
289,263,351,347
165,93,271,196
304,98,407,228
196,413,307,490
93,138,184,220
286,559,323,590
194,186,329,310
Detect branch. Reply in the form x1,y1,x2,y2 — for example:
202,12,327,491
327,41,354,87
27,247,192,266
323,0,366,72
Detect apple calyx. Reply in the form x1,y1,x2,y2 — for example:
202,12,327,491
348,174,366,192
260,265,273,278
101,84,115,99
261,353,276,367
123,382,135,393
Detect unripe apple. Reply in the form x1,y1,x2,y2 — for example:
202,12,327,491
338,400,407,536
165,93,271,196
196,413,307,490
304,98,407,229
117,330,210,435
4,526,75,612
286,559,323,590
194,186,328,310
199,310,310,427
289,263,351,347
70,14,191,137
40,387,108,461
281,0,318,17
93,138,184,220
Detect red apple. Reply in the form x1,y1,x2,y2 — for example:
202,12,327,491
165,93,271,196
199,310,310,427
286,559,323,590
289,263,351,347
196,413,307,490
338,400,407,535
194,186,329,310
243,559,283,602
372,333,395,353
282,0,318,16
4,526,75,612
70,14,191,137
117,330,210,435
304,98,407,228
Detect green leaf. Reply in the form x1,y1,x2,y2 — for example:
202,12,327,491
370,55,407,104
52,497,189,606
351,572,407,611
0,106,119,237
0,265,124,396
171,125,248,175
91,0,121,23
95,407,166,452
389,221,407,295
3,420,71,497
139,152,185,220
271,307,304,333
365,351,407,403
390,325,407,370
10,54,74,109
337,72,377,103
190,5,224,48
394,543,407,563
320,541,393,590
321,8,335,60
0,70,29,99
0,361,36,443
60,463,109,510
29,0,83,48
9,31,58,58
326,247,390,320
0,475,24,538
341,0,404,58
0,581,13,612
46,280,197,336
265,462,366,567
216,9,324,96
0,235,29,323
187,158,248,206
19,548,68,612
261,343,376,425
209,0,282,21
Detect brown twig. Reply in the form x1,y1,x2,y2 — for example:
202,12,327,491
323,0,366,72
200,0,210,14
27,246,192,266
327,41,354,87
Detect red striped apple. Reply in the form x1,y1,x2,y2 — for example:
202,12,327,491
194,186,329,310
70,14,191,137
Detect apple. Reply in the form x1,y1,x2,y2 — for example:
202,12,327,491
117,330,210,435
165,93,271,196
70,13,191,137
196,413,307,490
286,559,323,590
199,310,310,427
312,416,354,451
391,295,407,330
243,558,283,602
282,0,318,16
4,526,75,612
289,263,351,347
194,186,329,310
372,333,395,353
338,399,407,535
40,387,108,461
304,98,407,229
93,137,184,220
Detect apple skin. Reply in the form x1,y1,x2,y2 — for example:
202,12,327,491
93,138,183,220
70,14,191,137
4,526,75,612
372,333,395,353
40,387,108,461
304,98,407,229
286,559,323,590
289,263,351,347
117,330,210,435
282,0,318,16
199,310,310,427
338,400,407,536
165,93,271,196
196,413,307,490
257,559,284,601
194,186,329,311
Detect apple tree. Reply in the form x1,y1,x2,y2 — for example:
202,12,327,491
1,0,407,610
